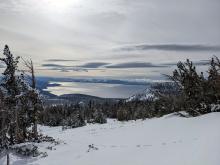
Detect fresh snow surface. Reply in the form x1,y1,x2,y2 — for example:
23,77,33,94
1,112,220,165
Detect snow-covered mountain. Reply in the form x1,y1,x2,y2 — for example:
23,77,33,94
126,88,154,102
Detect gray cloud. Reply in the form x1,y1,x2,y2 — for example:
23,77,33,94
42,62,109,70
0,61,5,68
163,59,210,66
42,64,66,67
118,44,220,52
41,61,168,70
0,64,5,68
41,64,87,72
78,62,110,68
106,62,167,68
45,59,78,62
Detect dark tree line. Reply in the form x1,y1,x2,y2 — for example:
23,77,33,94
39,101,107,128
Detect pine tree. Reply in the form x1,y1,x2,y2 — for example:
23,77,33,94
170,59,206,115
93,109,107,124
208,57,220,103
0,45,21,144
0,45,41,146
16,73,31,141
22,59,42,140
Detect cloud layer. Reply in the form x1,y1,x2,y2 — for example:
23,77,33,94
78,62,110,68
106,62,166,68
40,59,211,73
45,59,78,62
118,44,220,52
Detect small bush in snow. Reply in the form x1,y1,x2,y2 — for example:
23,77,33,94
12,144,40,157
62,112,86,130
93,109,107,124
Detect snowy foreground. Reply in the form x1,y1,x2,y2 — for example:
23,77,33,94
1,112,220,165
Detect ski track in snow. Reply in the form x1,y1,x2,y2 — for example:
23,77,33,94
1,112,220,165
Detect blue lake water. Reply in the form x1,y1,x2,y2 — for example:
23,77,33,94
44,81,147,98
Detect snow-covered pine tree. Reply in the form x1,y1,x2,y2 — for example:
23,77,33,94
207,57,220,112
0,45,41,146
16,72,34,141
170,59,205,115
208,57,220,103
22,59,42,140
93,109,107,124
0,83,9,149
16,74,27,140
0,45,21,145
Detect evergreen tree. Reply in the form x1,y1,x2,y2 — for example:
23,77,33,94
207,57,220,103
170,59,206,115
0,45,42,147
23,59,42,139
93,109,107,124
0,45,21,144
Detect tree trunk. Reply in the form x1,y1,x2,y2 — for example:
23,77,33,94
33,108,38,139
23,59,39,139
15,107,20,143
7,153,9,165
31,60,38,139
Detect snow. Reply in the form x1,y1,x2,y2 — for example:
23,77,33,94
1,112,220,165
126,88,154,102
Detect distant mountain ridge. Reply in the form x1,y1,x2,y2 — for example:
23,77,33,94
59,93,122,104
126,88,154,102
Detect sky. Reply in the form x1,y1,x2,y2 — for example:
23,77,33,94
0,0,220,97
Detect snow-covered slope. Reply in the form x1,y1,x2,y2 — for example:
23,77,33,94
126,88,154,102
1,112,220,165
